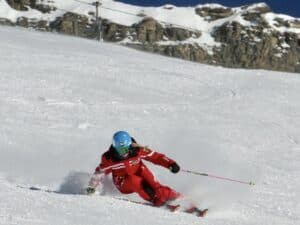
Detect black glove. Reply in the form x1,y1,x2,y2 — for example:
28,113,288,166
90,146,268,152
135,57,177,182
86,187,96,195
169,163,180,174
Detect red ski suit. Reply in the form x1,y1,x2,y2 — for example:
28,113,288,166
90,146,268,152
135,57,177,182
93,145,180,206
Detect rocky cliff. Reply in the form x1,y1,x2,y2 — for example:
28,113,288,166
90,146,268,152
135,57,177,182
1,0,300,73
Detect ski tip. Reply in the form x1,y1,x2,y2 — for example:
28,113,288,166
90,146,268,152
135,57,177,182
198,208,208,217
184,206,209,218
166,204,181,212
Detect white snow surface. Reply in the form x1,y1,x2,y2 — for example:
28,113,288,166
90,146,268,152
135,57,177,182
0,25,300,225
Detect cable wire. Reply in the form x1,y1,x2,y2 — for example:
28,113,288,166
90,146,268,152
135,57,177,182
70,0,202,33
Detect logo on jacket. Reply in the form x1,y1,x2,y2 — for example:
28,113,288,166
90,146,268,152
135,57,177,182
129,159,140,166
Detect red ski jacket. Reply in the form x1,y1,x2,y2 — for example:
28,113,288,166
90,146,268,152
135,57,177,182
95,145,176,178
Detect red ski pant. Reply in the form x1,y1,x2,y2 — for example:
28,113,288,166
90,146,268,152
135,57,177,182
113,165,179,206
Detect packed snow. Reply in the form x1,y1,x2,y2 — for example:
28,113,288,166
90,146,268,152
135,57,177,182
0,25,300,225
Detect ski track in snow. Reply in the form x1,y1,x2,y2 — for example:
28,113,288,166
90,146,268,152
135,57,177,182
0,25,300,225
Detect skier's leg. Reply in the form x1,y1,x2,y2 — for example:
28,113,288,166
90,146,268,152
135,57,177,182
117,175,153,201
139,164,161,189
139,165,181,206
152,186,181,206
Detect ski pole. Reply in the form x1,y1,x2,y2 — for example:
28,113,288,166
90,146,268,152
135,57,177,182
181,169,255,186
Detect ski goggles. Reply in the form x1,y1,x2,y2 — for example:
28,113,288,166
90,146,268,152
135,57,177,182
116,145,130,156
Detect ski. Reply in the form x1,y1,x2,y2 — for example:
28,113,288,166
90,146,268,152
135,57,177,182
19,185,208,217
115,197,180,212
17,185,58,193
116,197,208,217
185,205,208,217
166,204,181,212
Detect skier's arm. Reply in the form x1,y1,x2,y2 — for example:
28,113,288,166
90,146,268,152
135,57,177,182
87,172,105,193
140,147,180,172
86,155,112,194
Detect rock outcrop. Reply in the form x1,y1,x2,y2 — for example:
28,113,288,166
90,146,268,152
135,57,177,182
195,5,234,21
7,0,55,13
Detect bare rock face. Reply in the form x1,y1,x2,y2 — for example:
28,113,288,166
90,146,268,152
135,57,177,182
241,3,272,14
100,17,201,44
213,21,300,72
49,13,94,38
0,18,14,26
195,6,233,21
291,20,300,29
101,20,130,42
135,18,164,43
164,27,201,41
6,0,56,13
6,0,32,11
16,17,48,30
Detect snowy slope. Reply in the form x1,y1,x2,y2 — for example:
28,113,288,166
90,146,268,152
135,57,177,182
0,25,300,225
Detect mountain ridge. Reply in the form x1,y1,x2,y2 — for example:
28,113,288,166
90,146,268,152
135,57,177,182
1,0,300,72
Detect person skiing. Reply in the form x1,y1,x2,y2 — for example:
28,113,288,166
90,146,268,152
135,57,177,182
86,131,181,206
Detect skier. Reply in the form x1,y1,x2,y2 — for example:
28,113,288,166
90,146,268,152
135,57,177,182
86,131,181,206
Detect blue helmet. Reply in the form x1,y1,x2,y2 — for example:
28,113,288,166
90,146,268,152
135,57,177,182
112,131,132,156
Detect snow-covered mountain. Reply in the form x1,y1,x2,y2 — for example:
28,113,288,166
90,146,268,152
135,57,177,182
1,0,300,72
1,24,300,225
